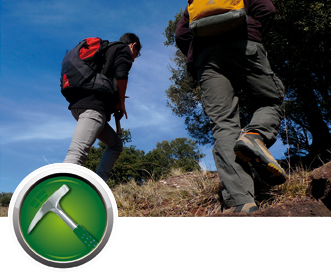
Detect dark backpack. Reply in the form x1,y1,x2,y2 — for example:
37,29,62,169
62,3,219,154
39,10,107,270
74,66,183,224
60,37,118,100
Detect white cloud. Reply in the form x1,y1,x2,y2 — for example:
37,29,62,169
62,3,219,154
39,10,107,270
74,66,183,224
125,100,180,131
0,116,75,145
0,99,75,145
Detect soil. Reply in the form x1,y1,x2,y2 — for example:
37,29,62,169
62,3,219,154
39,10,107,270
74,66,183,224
215,198,331,217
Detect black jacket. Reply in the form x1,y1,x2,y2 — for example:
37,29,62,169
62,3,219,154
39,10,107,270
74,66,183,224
68,42,132,121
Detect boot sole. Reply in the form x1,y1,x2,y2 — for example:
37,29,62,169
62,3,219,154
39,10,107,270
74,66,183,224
234,141,286,185
223,203,259,213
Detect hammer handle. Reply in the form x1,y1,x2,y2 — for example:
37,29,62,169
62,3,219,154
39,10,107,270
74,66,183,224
115,115,122,135
73,225,98,251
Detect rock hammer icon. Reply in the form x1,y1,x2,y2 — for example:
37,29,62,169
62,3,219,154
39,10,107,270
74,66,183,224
28,184,98,251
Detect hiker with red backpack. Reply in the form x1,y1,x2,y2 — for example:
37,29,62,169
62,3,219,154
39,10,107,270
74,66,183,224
62,33,142,182
175,0,286,213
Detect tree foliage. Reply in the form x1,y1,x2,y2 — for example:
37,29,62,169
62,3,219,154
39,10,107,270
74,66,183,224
0,192,12,207
84,130,205,186
108,145,148,187
145,137,205,180
83,129,132,173
265,0,331,164
164,0,331,166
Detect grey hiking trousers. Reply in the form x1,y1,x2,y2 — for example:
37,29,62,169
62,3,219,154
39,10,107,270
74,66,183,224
195,40,285,208
64,108,123,182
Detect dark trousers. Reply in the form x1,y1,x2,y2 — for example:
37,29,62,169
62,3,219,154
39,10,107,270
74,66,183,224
195,40,285,207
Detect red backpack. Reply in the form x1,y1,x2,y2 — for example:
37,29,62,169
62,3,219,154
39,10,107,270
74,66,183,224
60,37,119,100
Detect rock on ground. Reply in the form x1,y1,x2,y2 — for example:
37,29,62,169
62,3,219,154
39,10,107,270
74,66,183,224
306,161,331,210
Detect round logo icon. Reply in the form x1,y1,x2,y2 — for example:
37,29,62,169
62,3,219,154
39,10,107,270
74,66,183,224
9,163,117,268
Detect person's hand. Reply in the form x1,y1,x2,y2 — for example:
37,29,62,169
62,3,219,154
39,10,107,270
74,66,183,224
115,101,128,119
115,79,128,119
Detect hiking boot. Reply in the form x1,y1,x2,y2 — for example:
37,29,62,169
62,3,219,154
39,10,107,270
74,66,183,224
234,132,287,185
223,202,258,214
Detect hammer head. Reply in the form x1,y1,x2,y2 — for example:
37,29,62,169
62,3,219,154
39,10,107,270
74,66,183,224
27,184,69,234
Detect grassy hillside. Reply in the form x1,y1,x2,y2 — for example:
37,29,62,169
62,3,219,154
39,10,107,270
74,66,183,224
0,167,312,217
113,167,311,216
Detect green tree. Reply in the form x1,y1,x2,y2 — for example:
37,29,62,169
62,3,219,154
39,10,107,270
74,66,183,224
108,145,148,187
145,138,205,180
264,0,331,165
164,2,331,167
84,134,205,185
84,129,148,186
0,192,13,207
83,128,132,172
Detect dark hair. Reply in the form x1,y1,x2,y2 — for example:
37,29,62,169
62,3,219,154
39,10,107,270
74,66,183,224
119,33,142,53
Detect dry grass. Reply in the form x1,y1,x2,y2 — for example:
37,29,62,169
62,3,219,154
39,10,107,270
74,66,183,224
113,167,313,216
0,207,9,217
259,165,311,208
112,170,222,216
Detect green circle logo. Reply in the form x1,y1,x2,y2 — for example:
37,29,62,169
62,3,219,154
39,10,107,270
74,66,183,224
20,175,106,261
9,164,117,268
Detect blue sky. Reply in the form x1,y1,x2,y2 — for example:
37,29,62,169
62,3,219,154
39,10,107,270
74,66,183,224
0,0,286,193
